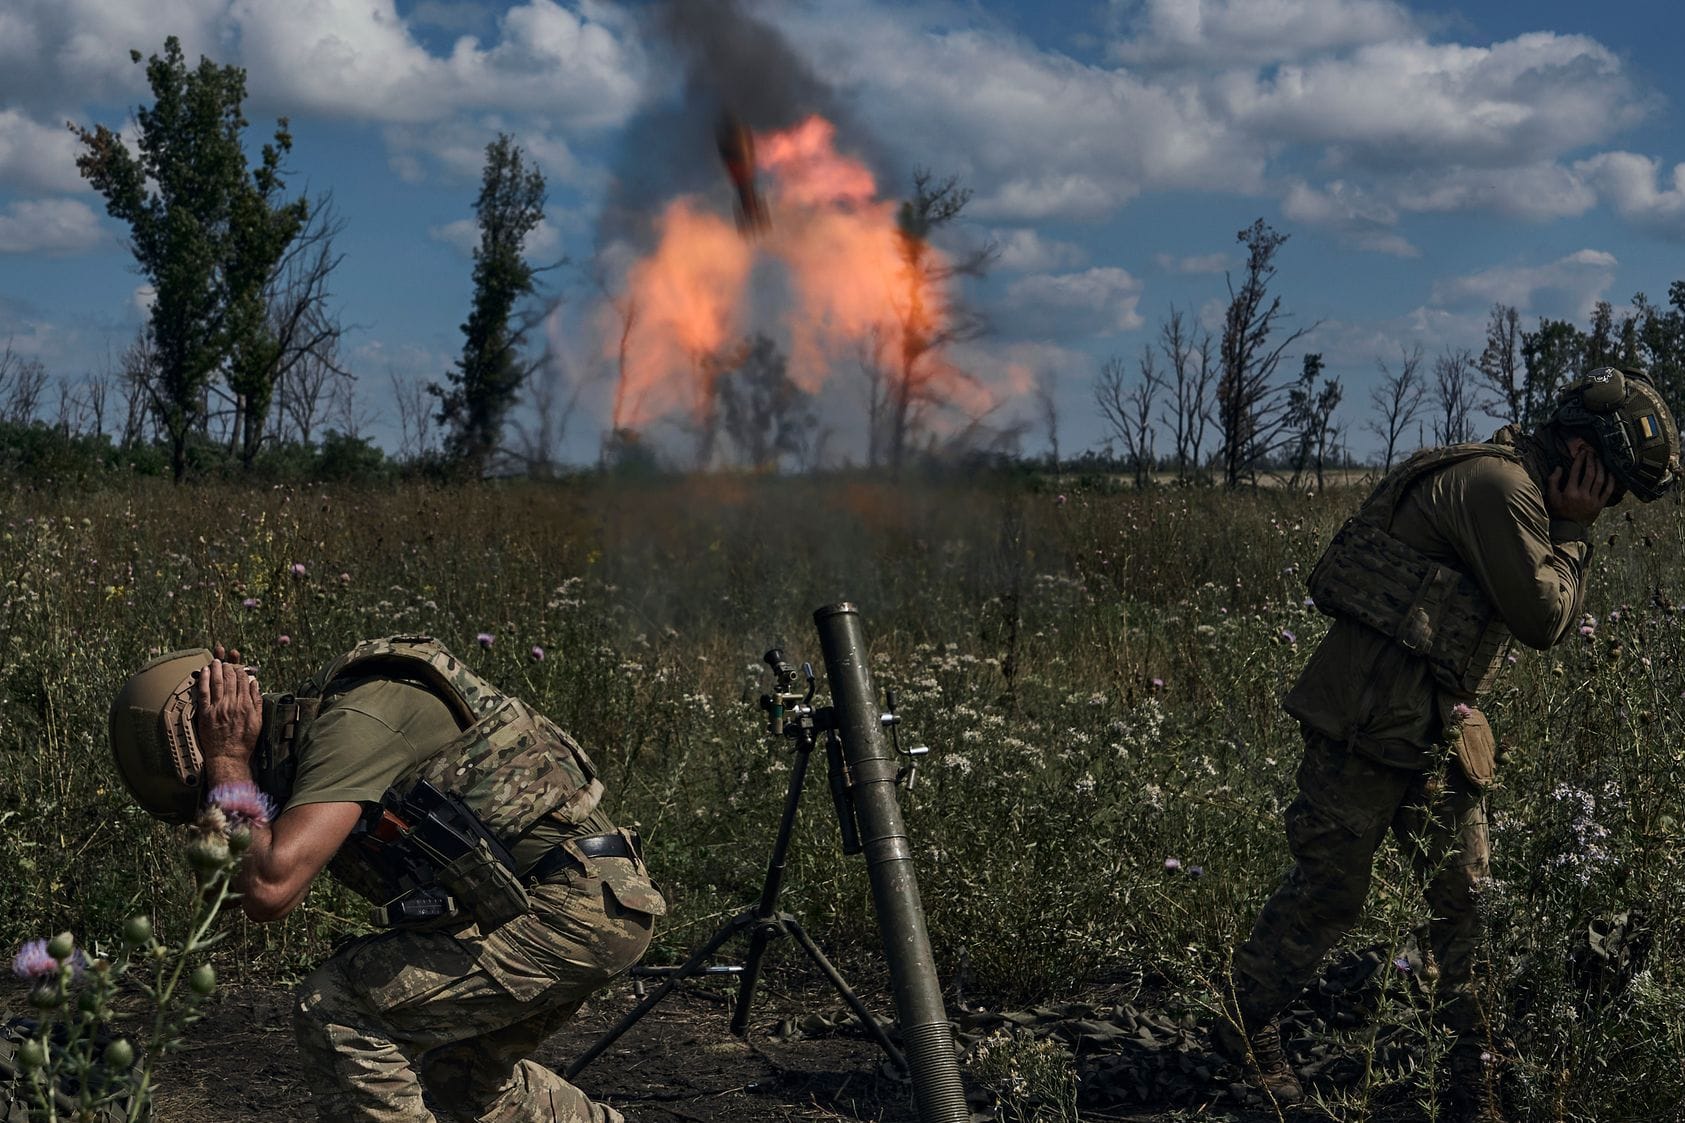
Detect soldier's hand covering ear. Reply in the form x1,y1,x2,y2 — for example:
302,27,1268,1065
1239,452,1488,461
194,657,264,764
1547,445,1619,525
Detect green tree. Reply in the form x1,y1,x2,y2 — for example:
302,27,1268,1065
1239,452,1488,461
432,133,548,476
70,37,307,481
1519,318,1587,429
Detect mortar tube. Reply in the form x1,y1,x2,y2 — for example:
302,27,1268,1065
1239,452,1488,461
813,602,969,1123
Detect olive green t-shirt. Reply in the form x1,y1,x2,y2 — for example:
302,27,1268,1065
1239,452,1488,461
286,675,603,871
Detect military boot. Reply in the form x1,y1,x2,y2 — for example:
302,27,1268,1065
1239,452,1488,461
1442,1040,1507,1123
1211,1010,1305,1107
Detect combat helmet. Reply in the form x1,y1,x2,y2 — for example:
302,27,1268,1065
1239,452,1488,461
108,648,214,824
1550,367,1680,502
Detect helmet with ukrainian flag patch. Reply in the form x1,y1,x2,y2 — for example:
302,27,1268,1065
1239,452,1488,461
1550,367,1679,503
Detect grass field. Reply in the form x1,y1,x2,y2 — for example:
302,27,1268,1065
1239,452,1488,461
3,474,1683,1121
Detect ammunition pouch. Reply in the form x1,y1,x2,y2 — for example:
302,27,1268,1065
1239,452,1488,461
1449,706,1497,789
254,694,320,806
1308,518,1513,696
343,779,531,932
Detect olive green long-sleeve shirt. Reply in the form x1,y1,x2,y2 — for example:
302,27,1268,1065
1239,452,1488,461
1283,430,1594,768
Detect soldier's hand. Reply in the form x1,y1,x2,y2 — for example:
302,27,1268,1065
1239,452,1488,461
194,657,263,764
1547,447,1618,525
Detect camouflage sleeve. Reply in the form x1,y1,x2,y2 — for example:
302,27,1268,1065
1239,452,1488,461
1437,461,1591,649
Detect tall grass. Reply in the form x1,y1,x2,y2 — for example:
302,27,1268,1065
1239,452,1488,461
3,474,1682,1120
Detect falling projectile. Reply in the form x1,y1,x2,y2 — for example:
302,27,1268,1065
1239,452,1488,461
716,111,770,235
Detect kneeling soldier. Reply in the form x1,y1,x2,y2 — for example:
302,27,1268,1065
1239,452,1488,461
110,635,665,1123
1215,368,1678,1121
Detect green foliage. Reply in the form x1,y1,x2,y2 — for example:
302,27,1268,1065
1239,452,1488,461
10,811,241,1123
70,36,308,482
3,477,1684,1120
432,133,548,477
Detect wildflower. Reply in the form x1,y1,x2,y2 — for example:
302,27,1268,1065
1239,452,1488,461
210,781,276,827
1074,773,1097,797
11,940,55,980
1506,652,1518,665
1579,624,1595,638
241,597,258,609
1279,629,1297,645
529,645,545,662
1187,865,1204,878
1393,955,1412,973
276,634,291,647
1163,857,1181,872
477,632,495,649
289,562,307,577
1450,702,1473,723
339,572,351,584
1150,676,1166,691
1055,494,1068,506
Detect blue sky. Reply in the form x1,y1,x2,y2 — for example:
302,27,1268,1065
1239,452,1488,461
3,0,1685,465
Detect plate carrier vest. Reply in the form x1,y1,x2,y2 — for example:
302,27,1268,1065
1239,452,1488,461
270,636,603,923
1306,441,1520,698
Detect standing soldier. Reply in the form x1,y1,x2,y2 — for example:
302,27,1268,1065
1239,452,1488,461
1213,368,1679,1121
109,635,665,1123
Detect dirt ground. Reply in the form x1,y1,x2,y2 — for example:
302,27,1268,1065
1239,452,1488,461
147,973,1261,1123
154,977,941,1123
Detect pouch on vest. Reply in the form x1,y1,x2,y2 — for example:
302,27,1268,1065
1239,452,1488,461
389,779,531,932
1448,706,1497,789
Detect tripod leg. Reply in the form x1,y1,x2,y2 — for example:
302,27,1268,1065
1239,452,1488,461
729,921,778,1038
566,914,751,1079
784,916,908,1072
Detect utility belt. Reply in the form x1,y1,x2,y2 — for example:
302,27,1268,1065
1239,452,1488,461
354,781,632,933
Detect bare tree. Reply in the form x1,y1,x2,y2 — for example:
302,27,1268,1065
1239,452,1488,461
1216,219,1314,486
1286,353,1343,491
880,170,996,474
1431,347,1479,445
275,341,348,445
1366,344,1427,470
1476,303,1524,426
716,333,818,471
390,369,438,462
508,355,585,477
1096,350,1161,487
0,341,49,424
1034,368,1060,473
118,330,158,447
1155,306,1216,481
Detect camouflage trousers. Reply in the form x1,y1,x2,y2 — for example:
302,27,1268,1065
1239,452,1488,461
1233,729,1492,1034
295,849,662,1122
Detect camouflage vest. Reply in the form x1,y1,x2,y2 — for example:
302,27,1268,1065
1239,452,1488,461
297,636,603,906
1306,441,1520,698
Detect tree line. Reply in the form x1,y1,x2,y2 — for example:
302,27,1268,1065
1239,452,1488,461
1087,220,1685,489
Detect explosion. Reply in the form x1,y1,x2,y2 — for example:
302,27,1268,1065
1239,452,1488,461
605,113,999,462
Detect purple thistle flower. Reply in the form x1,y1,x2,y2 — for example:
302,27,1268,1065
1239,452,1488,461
1163,857,1181,872
289,562,307,577
1393,955,1412,973
241,597,259,609
477,632,495,649
1150,676,1166,690
210,782,276,827
1451,702,1473,722
12,940,55,980
1187,865,1204,878
1280,629,1297,645
276,634,291,647
529,645,545,662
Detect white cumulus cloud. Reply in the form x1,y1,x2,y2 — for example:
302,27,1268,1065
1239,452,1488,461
1429,249,1619,319
1003,267,1146,338
0,110,90,194
0,198,105,255
1575,152,1685,239
1111,0,1417,69
991,228,1087,273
